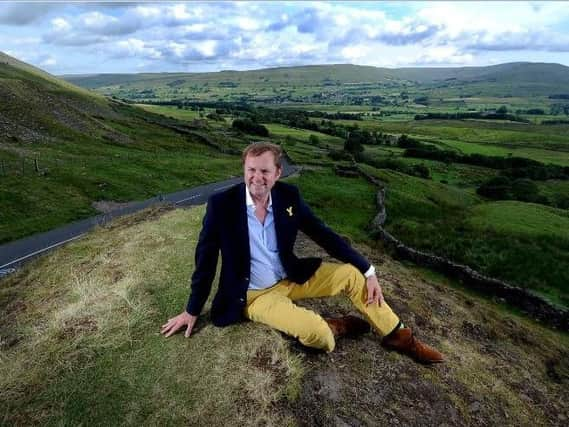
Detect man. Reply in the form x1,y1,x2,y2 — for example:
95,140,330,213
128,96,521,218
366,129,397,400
161,142,443,364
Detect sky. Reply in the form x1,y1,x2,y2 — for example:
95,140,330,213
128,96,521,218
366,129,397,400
1,1,569,75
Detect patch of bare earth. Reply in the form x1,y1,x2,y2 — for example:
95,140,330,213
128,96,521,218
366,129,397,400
92,200,137,214
273,233,569,426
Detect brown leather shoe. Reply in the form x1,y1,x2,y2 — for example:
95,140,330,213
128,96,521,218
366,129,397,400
382,328,444,364
325,315,371,338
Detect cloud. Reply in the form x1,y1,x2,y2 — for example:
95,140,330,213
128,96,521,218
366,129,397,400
410,46,474,66
0,4,57,25
43,16,109,46
160,39,238,62
464,30,569,53
109,38,162,60
39,55,57,67
4,1,569,73
78,11,140,36
295,8,322,34
376,21,441,46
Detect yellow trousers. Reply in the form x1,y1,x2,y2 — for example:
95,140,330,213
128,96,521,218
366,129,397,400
245,262,400,352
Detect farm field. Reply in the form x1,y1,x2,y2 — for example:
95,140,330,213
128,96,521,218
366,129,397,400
119,103,569,307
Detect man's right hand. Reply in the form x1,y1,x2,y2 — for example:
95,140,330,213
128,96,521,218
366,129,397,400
161,311,198,338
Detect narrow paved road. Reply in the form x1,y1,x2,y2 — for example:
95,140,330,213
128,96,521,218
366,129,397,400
0,160,298,276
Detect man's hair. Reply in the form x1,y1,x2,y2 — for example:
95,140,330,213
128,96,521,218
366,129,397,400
242,142,283,169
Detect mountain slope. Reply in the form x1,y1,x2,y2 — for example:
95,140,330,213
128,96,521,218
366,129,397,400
0,52,244,244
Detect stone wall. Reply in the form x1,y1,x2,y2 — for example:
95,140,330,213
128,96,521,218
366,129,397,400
357,167,569,331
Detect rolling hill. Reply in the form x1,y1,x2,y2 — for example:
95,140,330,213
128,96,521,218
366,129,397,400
62,62,569,101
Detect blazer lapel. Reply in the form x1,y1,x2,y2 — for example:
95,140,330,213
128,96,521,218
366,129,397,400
272,184,290,252
236,183,250,267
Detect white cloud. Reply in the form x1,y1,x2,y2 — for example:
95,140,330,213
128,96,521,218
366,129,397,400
2,1,569,73
51,17,71,32
237,17,260,31
40,56,56,67
111,38,162,59
411,46,474,66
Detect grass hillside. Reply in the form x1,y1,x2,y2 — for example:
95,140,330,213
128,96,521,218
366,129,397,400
0,52,246,243
1,204,567,425
63,62,569,102
64,62,569,88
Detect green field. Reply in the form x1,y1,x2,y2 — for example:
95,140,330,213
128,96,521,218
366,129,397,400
333,119,569,166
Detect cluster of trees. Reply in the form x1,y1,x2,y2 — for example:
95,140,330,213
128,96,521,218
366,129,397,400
542,119,569,125
339,131,431,179
401,138,569,181
515,108,545,115
414,110,530,123
359,155,431,179
231,118,269,137
477,176,551,205
549,104,569,115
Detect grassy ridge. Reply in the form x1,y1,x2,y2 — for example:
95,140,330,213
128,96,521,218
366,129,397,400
0,206,302,425
2,203,568,425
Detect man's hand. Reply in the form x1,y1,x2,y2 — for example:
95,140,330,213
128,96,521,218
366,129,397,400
365,274,385,306
161,311,198,338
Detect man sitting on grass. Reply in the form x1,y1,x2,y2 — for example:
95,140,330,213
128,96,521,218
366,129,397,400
161,142,444,364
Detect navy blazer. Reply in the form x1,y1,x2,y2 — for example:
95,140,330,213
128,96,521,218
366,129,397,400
186,181,370,326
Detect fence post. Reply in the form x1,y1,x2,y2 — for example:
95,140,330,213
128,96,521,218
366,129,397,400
35,157,40,173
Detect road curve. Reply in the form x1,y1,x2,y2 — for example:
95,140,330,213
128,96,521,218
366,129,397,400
0,160,298,277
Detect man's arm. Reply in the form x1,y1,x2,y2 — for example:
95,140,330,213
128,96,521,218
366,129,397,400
186,199,220,315
161,198,220,338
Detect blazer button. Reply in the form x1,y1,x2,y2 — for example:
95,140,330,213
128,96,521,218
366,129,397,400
244,277,249,281
239,297,245,303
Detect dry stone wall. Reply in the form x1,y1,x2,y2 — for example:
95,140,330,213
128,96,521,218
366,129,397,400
357,167,569,331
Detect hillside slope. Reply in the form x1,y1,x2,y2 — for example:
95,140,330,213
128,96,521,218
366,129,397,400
1,205,567,425
0,52,244,243
63,62,569,97
0,51,125,144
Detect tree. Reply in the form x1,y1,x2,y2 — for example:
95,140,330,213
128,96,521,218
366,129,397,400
412,164,431,179
477,176,512,199
308,134,320,145
344,131,365,155
231,119,269,137
497,105,508,114
510,178,540,203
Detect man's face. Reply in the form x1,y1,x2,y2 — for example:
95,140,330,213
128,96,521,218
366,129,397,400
244,151,282,200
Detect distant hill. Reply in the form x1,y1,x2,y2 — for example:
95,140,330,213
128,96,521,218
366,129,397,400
62,62,569,100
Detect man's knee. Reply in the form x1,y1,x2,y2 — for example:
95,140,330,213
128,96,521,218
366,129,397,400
337,263,365,295
299,318,336,352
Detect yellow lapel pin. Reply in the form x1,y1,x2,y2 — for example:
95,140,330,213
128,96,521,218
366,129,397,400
286,206,294,217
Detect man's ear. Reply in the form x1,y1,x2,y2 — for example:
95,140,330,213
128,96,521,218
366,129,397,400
276,166,283,180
